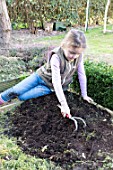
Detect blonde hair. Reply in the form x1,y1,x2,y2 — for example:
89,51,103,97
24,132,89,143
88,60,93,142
61,29,87,49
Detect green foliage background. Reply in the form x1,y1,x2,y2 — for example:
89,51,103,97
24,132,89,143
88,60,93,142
6,0,111,29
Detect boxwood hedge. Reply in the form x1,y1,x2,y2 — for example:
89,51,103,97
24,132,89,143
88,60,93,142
72,60,113,110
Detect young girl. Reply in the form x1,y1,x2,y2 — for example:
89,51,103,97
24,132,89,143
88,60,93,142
0,29,93,118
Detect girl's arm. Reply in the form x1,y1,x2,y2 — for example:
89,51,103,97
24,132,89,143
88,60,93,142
77,56,87,98
50,54,70,117
77,56,93,102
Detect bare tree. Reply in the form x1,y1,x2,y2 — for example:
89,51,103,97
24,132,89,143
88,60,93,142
103,0,111,33
0,0,11,56
85,0,90,32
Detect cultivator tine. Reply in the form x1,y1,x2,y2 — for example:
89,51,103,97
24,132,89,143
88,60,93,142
70,117,78,131
71,116,87,131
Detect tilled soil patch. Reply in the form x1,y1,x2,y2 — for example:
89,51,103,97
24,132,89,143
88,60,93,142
7,91,113,169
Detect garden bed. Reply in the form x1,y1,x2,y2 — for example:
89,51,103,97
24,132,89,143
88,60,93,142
4,91,113,170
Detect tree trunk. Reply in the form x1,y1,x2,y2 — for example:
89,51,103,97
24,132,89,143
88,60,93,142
0,0,11,56
103,0,111,33
85,0,90,32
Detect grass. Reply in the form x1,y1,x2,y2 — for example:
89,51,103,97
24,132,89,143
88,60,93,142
32,33,65,47
36,33,65,42
85,25,113,55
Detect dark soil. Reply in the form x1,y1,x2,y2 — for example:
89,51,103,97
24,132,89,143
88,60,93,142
7,91,113,170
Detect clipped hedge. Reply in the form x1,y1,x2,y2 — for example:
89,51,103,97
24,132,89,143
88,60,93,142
72,60,113,110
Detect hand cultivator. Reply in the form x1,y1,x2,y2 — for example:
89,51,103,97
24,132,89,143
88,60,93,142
58,105,86,131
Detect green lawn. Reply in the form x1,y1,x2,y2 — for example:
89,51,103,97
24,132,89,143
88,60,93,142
85,25,113,55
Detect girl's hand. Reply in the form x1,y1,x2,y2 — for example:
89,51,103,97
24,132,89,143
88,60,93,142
57,104,71,118
83,96,94,103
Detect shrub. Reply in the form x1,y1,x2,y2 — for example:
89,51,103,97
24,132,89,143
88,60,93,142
0,56,27,81
72,60,113,110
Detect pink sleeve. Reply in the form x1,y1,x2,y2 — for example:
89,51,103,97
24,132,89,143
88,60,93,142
50,54,68,106
77,55,87,97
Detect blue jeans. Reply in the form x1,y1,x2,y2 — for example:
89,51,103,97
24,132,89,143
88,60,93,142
1,73,52,102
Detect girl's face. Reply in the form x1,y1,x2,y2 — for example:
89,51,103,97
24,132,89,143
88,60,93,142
63,46,85,61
